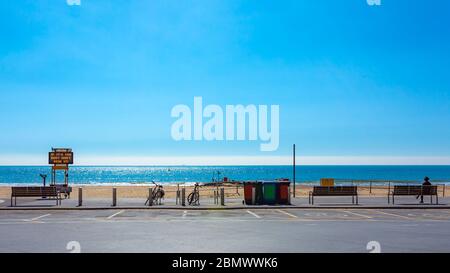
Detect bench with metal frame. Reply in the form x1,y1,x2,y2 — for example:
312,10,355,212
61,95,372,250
11,186,61,206
388,185,438,204
309,186,358,205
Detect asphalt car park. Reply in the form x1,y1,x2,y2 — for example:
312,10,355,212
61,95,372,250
2,208,450,223
1,208,450,253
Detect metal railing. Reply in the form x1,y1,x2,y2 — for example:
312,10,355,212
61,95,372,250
289,179,448,197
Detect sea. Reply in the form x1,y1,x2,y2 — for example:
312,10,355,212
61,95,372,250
0,165,449,186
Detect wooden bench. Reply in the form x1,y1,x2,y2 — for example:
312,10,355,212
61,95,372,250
309,186,358,205
388,185,438,204
11,186,61,206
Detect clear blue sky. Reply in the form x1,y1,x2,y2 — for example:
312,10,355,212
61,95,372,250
1,0,450,164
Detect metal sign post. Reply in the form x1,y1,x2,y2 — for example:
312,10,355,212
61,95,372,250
48,148,74,198
49,148,73,187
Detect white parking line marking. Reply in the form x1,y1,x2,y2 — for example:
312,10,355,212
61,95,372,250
29,214,51,222
372,210,412,220
107,210,125,219
342,210,373,219
182,210,188,218
275,209,298,218
246,210,261,218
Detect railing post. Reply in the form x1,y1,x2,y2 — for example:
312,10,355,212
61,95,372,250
78,187,82,207
214,190,218,205
443,184,446,198
370,181,372,194
112,188,117,207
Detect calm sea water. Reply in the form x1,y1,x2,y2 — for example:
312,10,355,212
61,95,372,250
0,166,449,185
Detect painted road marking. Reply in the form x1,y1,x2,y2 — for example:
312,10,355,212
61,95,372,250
246,210,261,218
17,216,450,223
342,210,373,219
28,214,51,222
372,210,412,220
107,210,125,220
275,209,298,218
182,210,188,218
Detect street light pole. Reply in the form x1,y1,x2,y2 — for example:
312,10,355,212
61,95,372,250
293,144,296,198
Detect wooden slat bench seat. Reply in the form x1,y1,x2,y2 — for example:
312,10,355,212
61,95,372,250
309,186,358,205
388,185,438,204
11,186,61,206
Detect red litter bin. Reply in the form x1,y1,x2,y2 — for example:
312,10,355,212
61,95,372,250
277,181,290,205
244,182,256,205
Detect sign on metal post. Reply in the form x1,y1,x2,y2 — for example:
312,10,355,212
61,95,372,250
49,148,74,165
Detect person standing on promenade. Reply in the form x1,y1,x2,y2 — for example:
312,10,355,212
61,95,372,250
417,176,432,203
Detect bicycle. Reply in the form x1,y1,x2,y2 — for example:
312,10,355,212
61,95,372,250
187,183,200,206
145,182,165,206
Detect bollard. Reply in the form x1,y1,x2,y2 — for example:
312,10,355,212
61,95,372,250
181,188,186,206
443,184,446,198
78,187,82,207
148,188,153,206
176,190,181,205
220,188,225,206
112,188,117,207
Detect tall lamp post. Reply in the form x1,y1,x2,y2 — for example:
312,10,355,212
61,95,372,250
293,144,296,198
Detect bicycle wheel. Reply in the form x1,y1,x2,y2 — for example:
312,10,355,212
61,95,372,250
187,192,194,205
189,192,199,205
193,192,199,205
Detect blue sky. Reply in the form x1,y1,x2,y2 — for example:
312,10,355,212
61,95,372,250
1,0,450,165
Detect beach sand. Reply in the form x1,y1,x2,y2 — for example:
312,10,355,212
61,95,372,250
2,184,442,199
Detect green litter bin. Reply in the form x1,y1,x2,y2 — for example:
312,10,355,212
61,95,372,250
263,182,277,205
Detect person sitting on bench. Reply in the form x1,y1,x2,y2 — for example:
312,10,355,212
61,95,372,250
416,176,432,203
